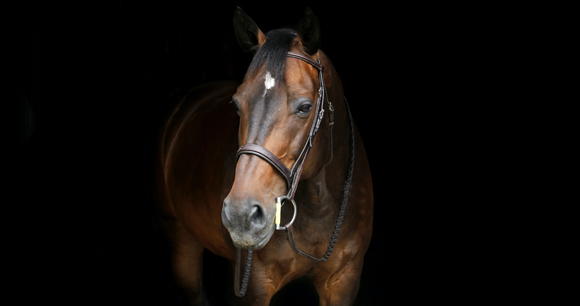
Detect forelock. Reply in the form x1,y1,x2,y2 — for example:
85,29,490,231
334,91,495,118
246,28,297,84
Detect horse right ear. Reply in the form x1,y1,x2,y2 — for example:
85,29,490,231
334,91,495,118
233,7,267,54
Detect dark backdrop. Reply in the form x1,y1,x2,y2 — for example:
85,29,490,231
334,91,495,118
15,1,519,305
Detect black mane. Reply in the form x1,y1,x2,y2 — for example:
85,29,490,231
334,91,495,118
246,28,297,84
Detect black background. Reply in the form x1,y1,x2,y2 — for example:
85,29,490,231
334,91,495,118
15,1,526,305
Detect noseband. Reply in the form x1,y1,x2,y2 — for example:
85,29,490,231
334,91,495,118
234,51,355,297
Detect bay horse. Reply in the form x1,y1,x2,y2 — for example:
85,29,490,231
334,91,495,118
155,7,373,305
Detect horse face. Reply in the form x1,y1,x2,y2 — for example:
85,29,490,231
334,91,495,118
223,8,323,250
223,56,322,249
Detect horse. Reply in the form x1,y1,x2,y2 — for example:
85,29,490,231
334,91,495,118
155,7,373,305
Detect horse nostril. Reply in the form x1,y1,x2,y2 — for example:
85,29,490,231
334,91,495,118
249,204,266,227
222,199,232,225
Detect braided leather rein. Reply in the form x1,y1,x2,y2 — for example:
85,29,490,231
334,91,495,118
234,51,355,297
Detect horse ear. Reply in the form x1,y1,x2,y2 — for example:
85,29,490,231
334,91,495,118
296,7,321,56
233,7,267,54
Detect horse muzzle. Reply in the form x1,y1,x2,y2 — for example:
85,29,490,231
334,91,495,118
222,196,276,250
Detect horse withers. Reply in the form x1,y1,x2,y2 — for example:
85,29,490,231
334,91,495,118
155,7,373,305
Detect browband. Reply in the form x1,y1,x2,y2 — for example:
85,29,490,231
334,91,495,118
286,51,324,72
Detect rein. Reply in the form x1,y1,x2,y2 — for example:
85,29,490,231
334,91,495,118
234,51,355,297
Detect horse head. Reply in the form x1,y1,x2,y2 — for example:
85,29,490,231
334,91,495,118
222,7,336,250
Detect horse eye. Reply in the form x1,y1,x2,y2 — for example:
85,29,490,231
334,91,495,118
298,103,313,114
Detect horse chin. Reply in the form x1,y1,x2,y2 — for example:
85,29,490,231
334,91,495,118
231,224,275,250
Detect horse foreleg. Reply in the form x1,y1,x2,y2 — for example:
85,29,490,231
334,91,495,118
160,217,209,306
311,255,364,306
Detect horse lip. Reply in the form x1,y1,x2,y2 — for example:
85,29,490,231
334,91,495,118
253,225,275,249
231,224,275,250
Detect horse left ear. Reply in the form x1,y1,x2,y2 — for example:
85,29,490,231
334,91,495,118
296,7,321,56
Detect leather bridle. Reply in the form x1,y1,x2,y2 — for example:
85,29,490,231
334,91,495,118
234,51,355,297
236,51,331,205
